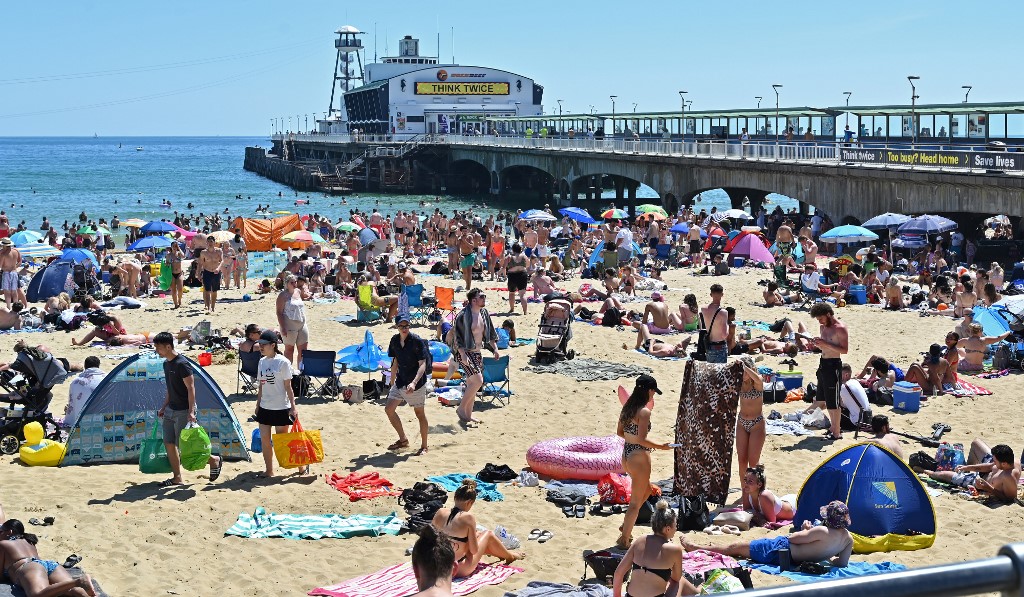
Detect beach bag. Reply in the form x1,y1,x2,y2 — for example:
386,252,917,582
139,422,172,474
340,385,363,403
935,442,966,472
398,481,448,532
476,463,517,483
677,495,711,532
910,451,938,472
700,569,745,594
271,418,324,469
711,508,754,531
600,309,622,327
582,550,624,583
598,473,631,505
178,423,212,471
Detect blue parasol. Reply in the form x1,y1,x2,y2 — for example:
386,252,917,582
127,236,173,251
139,220,178,234
897,214,957,235
558,207,596,224
819,225,880,243
862,212,911,230
520,209,556,221
60,248,99,266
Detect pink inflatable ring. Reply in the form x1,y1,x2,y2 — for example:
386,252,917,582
526,435,625,481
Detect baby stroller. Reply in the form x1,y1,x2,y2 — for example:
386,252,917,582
0,349,70,454
535,296,575,364
73,262,101,301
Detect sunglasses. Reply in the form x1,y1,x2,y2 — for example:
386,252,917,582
397,324,410,329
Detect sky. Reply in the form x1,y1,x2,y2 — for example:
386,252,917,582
1,0,1022,136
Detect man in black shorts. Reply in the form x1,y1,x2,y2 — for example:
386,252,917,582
808,302,849,440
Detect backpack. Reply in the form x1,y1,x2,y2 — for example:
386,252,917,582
693,308,722,361
398,481,448,532
910,451,938,472
600,309,622,327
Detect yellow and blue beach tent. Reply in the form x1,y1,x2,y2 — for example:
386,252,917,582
795,442,936,553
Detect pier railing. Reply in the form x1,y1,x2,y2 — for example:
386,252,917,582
272,133,1024,175
739,542,1024,597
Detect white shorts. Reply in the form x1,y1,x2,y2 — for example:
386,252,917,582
537,245,549,258
387,383,427,408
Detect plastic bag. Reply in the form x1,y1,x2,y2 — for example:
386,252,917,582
700,569,745,594
139,421,171,474
598,473,631,505
271,418,324,469
178,422,212,471
801,408,830,429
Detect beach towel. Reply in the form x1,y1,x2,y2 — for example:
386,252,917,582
504,581,611,597
327,471,402,501
635,349,682,361
521,358,652,382
543,480,599,497
427,473,504,502
310,562,522,597
673,360,744,505
746,561,907,583
681,549,739,575
942,380,992,396
765,420,813,436
225,507,403,540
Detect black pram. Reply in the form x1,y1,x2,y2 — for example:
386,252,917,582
0,349,71,454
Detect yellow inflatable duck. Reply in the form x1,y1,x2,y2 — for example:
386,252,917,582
18,422,65,467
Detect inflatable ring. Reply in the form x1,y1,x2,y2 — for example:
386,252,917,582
526,436,625,481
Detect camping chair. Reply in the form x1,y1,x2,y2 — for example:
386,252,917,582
236,349,261,395
600,249,619,270
435,286,457,323
356,284,383,323
480,355,511,406
654,244,675,269
301,350,344,398
799,278,824,309
774,264,800,291
402,284,431,325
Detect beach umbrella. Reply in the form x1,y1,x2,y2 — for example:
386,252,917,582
207,230,235,243
10,230,44,246
76,226,96,235
140,220,177,234
636,204,669,217
520,209,556,221
891,235,929,249
819,225,880,243
720,208,752,220
336,221,361,233
18,243,61,260
897,214,957,235
558,207,596,224
120,218,149,228
280,230,327,244
862,212,911,230
669,223,690,234
127,236,173,251
601,209,629,220
636,212,666,222
94,226,111,235
701,212,728,226
60,248,99,266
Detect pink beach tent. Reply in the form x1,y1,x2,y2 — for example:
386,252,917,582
729,233,775,264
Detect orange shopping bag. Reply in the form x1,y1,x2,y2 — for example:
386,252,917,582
271,418,324,469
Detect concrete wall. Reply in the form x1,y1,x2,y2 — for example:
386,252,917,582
243,147,319,191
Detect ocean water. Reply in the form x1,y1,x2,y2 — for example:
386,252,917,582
0,136,799,234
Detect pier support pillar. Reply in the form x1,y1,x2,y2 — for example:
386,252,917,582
614,178,625,201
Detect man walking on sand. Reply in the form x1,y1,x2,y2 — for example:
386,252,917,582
0,239,22,309
199,234,223,313
701,284,729,363
385,315,430,455
453,288,500,426
154,332,223,486
808,302,849,440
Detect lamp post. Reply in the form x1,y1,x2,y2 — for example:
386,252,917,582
843,91,852,129
288,116,292,133
271,119,275,135
678,91,687,141
305,114,309,131
610,95,617,136
907,76,920,144
772,84,783,145
514,101,520,116
557,99,563,116
632,102,638,114
755,96,762,108
962,85,972,103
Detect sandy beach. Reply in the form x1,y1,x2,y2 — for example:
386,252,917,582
2,263,1022,596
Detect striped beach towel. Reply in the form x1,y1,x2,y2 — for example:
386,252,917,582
942,381,993,396
308,562,521,597
225,507,403,540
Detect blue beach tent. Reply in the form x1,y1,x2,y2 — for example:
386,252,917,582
26,260,75,303
586,240,645,269
61,352,250,465
795,443,935,553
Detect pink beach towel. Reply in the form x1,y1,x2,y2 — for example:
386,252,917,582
681,549,739,575
309,562,522,597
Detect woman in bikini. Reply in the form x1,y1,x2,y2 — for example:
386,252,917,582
742,466,795,526
487,225,505,281
613,501,695,597
70,313,126,346
957,322,1011,372
735,356,766,507
165,241,184,309
430,479,524,578
616,375,673,549
678,294,699,332
234,249,248,289
0,519,96,597
943,332,962,386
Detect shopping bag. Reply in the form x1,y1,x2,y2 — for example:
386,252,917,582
597,473,631,505
178,422,212,471
271,418,324,469
139,421,171,474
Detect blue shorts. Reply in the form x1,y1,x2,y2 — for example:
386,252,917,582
748,536,790,566
706,344,729,364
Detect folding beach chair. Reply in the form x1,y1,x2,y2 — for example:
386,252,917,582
434,286,457,323
236,349,261,395
480,355,512,407
301,350,343,399
356,284,383,323
799,280,824,309
654,244,675,269
402,284,431,325
600,250,619,271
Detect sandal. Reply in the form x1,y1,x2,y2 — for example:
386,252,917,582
62,555,82,569
527,528,543,541
537,530,554,544
387,439,410,450
209,456,223,482
822,431,842,441
574,504,586,518
703,525,724,535
721,525,742,536
160,479,184,487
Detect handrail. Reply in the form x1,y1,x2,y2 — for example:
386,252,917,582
739,543,1024,597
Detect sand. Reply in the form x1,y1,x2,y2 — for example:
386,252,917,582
2,264,1022,596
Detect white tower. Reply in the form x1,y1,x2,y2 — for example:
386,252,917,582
328,26,365,120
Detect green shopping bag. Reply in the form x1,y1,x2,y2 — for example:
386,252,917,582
179,422,212,471
139,421,172,474
159,262,173,291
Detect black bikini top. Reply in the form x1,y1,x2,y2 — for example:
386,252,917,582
446,507,468,543
632,561,672,581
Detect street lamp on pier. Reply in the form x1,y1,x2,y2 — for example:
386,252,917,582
610,95,617,135
772,84,783,145
632,102,638,114
557,99,563,116
907,76,920,144
843,91,852,129
755,96,762,108
962,85,972,103
678,91,687,140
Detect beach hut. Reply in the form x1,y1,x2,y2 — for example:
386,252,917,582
795,443,936,553
61,352,250,466
26,260,75,303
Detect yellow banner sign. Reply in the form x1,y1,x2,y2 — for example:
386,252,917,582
415,82,510,95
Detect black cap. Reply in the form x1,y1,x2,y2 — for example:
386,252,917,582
257,330,279,345
635,374,662,394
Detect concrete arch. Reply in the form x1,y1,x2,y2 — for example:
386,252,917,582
500,164,556,199
448,159,491,194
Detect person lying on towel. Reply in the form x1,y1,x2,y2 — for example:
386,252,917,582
682,500,853,569
915,441,1021,503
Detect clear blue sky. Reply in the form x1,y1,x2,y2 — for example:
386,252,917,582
1,0,1020,136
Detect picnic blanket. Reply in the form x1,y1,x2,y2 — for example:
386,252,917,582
738,320,773,332
326,471,401,501
310,562,522,597
504,581,611,597
521,358,652,382
427,473,504,502
747,561,907,583
543,479,599,498
942,380,992,396
225,507,403,540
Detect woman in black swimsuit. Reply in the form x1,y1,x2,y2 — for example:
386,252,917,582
430,479,524,578
165,242,184,309
612,501,695,597
503,243,530,316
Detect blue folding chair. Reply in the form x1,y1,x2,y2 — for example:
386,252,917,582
301,350,343,399
654,244,675,268
236,349,262,395
402,283,431,325
480,355,512,406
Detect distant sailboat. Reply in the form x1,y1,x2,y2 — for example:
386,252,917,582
135,146,144,151
93,133,98,138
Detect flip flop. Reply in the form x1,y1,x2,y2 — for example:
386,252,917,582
62,555,82,569
527,528,543,541
209,457,223,482
562,506,574,518
574,504,586,518
721,525,742,536
387,439,409,450
537,530,554,544
823,431,842,441
703,525,724,535
159,479,184,487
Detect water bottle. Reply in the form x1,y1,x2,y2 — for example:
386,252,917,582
250,428,262,453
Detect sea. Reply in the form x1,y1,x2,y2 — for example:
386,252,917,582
0,136,800,236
